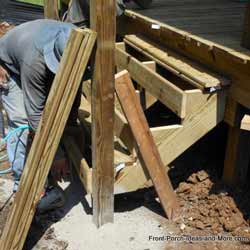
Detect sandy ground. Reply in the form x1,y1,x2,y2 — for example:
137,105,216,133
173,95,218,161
0,174,177,250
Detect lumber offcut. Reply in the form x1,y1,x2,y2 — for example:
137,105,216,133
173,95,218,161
115,70,180,220
90,0,116,227
0,28,96,250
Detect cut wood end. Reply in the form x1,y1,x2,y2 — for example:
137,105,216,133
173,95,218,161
115,70,129,79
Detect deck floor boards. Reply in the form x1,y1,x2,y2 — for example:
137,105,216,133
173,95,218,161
128,0,248,54
0,0,248,54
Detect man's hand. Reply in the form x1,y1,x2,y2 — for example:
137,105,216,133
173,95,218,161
0,66,9,86
51,158,70,182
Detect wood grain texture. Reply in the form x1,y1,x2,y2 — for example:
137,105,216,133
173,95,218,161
121,10,250,108
116,47,187,118
124,35,229,89
0,28,96,250
114,89,226,193
115,70,180,220
90,0,116,227
44,0,59,19
63,136,92,194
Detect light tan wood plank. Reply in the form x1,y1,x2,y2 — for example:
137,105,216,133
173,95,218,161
116,47,187,118
0,29,96,250
124,34,229,89
115,90,226,193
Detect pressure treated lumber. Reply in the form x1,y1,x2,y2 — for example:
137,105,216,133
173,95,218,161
124,35,229,90
241,114,250,131
121,10,250,108
115,90,226,193
224,97,243,127
0,28,96,250
90,0,116,227
44,0,59,19
116,47,187,118
223,127,250,184
82,81,135,153
63,136,92,194
242,3,250,50
115,70,180,220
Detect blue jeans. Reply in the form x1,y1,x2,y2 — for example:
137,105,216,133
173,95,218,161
0,74,65,192
0,74,29,192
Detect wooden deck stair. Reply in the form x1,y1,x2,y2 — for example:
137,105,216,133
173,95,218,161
66,34,229,194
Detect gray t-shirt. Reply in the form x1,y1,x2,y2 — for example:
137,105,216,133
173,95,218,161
0,20,75,129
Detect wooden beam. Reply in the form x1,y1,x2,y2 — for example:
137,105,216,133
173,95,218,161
124,35,229,90
224,97,243,127
116,47,187,118
44,0,59,20
115,70,180,220
0,29,96,250
223,127,250,185
90,0,116,227
241,3,250,50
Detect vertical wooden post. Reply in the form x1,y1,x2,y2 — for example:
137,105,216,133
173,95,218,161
44,0,59,20
241,3,250,49
223,127,250,184
223,99,250,184
90,0,116,227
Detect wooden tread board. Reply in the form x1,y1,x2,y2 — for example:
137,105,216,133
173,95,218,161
124,34,229,89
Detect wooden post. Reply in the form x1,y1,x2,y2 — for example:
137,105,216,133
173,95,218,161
223,127,250,185
223,99,250,185
44,0,59,20
241,3,250,49
90,0,116,227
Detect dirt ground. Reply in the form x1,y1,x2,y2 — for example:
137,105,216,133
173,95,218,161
0,123,250,250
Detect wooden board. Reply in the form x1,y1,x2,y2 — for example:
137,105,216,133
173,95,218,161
120,10,250,108
115,70,180,220
0,28,96,250
63,136,92,194
115,90,226,193
241,114,250,131
116,47,187,118
44,0,59,19
124,35,229,89
90,0,116,227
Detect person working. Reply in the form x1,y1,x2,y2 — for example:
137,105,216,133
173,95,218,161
0,20,76,212
0,1,125,213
